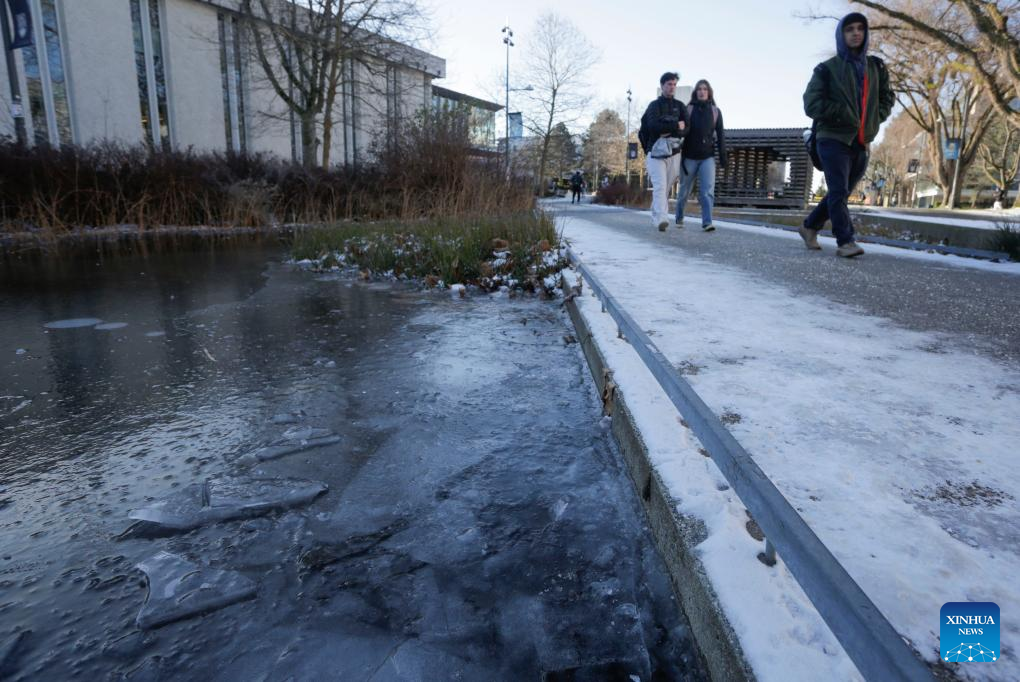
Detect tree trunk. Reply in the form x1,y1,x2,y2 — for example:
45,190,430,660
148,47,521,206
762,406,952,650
301,113,317,169
321,116,334,169
536,90,557,195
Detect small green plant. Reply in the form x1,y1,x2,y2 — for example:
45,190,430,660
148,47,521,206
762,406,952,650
991,221,1020,261
292,212,566,293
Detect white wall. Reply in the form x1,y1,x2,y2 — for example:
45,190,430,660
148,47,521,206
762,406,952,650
163,0,226,152
60,0,143,145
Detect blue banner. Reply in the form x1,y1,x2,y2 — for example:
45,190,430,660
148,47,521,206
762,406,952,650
508,112,523,139
5,0,33,49
944,138,961,161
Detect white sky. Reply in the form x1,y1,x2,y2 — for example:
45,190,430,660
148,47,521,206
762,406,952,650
422,0,847,133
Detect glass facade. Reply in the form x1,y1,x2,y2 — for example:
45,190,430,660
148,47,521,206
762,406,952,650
130,0,170,149
218,13,247,153
18,0,72,146
148,0,170,147
130,0,152,143
432,89,499,150
40,0,70,143
20,40,49,145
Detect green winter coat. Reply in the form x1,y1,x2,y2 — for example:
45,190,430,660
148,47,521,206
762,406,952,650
803,55,894,146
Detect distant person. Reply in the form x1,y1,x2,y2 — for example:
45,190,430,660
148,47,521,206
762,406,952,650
601,176,610,189
800,12,894,257
570,171,584,204
674,79,727,231
639,72,688,231
993,187,1007,211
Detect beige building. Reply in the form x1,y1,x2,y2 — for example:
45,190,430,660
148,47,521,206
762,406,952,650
0,0,445,165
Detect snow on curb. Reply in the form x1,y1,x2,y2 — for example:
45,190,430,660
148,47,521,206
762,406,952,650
563,272,863,682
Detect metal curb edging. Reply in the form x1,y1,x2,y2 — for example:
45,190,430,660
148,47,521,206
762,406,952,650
562,272,756,682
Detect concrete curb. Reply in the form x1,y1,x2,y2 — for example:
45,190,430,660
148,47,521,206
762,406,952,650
563,281,756,682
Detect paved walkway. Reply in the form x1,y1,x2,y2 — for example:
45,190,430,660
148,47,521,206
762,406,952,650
555,200,1020,682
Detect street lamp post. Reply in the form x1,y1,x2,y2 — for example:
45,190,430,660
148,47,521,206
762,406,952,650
625,88,632,181
502,23,514,171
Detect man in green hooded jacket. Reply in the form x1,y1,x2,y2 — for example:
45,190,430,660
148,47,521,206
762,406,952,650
800,12,895,258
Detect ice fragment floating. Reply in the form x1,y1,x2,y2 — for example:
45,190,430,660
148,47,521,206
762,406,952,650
125,477,328,533
43,318,103,329
134,551,256,629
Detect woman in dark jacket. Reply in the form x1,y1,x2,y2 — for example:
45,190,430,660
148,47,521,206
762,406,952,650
674,79,727,231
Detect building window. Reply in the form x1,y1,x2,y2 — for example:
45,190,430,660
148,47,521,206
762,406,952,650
130,0,171,149
218,14,247,153
15,0,72,146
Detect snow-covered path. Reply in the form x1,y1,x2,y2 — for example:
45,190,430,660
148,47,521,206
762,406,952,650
560,208,1020,682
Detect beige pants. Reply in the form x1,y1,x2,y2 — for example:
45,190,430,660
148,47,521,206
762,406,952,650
646,153,682,227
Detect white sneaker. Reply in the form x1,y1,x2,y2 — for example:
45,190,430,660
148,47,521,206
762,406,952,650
836,242,864,258
702,224,715,232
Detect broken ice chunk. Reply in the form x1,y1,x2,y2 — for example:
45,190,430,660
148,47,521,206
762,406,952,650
134,551,256,629
280,426,334,441
0,630,30,675
124,477,327,535
244,434,342,462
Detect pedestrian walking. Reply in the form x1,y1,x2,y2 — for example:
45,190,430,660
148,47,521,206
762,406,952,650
800,12,894,257
674,79,727,231
639,72,688,231
570,170,584,204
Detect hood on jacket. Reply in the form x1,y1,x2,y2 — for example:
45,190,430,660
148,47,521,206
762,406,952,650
836,12,869,61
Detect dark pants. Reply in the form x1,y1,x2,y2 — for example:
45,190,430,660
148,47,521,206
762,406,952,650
805,138,869,246
571,187,581,203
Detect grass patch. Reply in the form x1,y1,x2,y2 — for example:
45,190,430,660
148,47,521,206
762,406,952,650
292,211,566,293
990,222,1020,261
0,110,533,238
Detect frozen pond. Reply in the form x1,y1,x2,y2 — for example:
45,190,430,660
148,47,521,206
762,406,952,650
0,243,706,680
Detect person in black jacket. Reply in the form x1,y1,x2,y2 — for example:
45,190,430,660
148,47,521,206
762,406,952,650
674,79,727,231
639,72,688,231
569,170,584,204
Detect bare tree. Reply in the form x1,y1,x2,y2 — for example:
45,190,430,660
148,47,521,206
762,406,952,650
978,117,1020,206
239,0,427,168
519,13,600,193
850,0,1020,125
861,1,998,206
868,111,926,205
800,2,998,205
582,109,626,183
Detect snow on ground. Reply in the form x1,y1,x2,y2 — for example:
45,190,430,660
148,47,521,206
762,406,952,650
562,216,1020,682
855,207,1020,231
700,216,1020,273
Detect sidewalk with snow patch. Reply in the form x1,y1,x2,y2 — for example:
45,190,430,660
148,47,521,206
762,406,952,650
560,210,1020,682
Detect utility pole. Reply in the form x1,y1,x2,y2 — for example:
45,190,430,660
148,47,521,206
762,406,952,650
501,22,513,171
625,87,632,181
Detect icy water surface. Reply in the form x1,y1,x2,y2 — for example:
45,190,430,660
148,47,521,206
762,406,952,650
0,244,706,680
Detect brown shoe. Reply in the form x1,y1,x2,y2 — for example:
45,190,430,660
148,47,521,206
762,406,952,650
798,225,821,250
657,220,669,232
836,242,865,258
